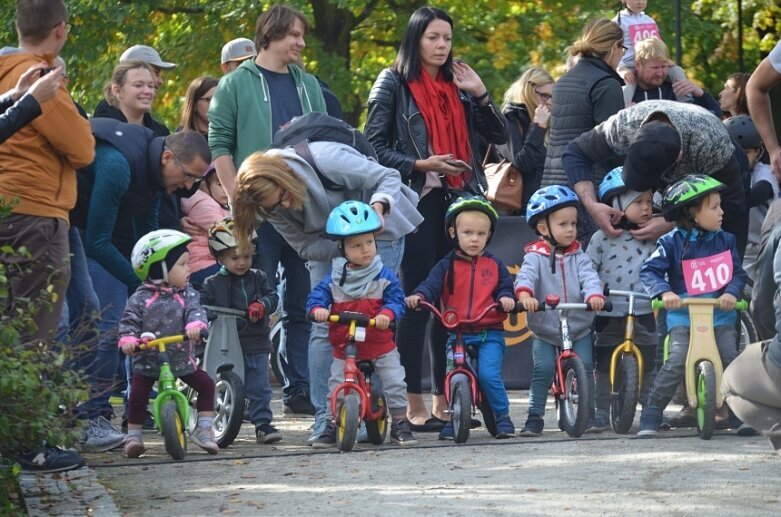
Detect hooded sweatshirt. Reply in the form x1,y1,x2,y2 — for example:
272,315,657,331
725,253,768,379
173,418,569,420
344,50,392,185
0,47,94,220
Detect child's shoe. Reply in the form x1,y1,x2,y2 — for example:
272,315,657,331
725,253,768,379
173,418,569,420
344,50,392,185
256,423,282,444
123,435,145,458
191,426,219,454
518,414,544,437
390,420,418,446
495,415,515,438
585,409,610,433
438,420,454,440
636,406,663,438
311,421,337,449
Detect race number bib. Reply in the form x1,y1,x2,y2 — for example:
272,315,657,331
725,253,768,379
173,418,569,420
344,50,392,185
629,23,661,48
682,251,733,295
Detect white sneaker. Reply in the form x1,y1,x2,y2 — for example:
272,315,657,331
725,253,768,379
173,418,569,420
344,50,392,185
81,417,126,452
191,426,219,454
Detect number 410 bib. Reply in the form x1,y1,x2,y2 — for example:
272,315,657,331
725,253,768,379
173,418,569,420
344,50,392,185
682,251,733,296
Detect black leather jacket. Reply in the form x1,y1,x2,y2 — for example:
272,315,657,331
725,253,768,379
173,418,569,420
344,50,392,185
365,68,508,196
0,92,40,144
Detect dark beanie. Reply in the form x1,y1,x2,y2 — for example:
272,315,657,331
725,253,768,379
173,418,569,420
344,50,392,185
621,121,682,192
148,242,189,282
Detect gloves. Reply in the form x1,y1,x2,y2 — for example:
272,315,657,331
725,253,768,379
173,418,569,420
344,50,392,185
248,300,266,321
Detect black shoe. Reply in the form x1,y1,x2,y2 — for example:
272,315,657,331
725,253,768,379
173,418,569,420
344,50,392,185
390,420,418,446
311,421,337,449
16,444,85,473
283,391,315,415
256,423,282,444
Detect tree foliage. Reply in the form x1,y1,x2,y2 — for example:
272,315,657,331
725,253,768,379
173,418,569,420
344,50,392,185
0,1,778,128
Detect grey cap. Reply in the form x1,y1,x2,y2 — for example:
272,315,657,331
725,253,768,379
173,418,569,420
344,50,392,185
120,45,177,70
221,38,257,64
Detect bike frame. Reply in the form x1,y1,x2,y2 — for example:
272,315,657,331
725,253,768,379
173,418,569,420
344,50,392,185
139,335,191,431
605,290,649,397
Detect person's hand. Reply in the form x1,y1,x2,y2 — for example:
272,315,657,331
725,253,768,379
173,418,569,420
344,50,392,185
451,61,487,100
588,202,623,238
26,66,62,105
499,296,516,312
768,147,781,184
11,63,49,101
121,342,138,355
661,291,681,310
588,297,605,311
619,68,636,85
672,79,704,98
180,216,199,235
312,308,330,323
248,300,265,323
374,313,391,330
416,154,466,177
370,202,386,232
630,216,674,242
518,292,539,312
718,293,737,311
186,327,202,342
533,104,551,129
405,295,422,309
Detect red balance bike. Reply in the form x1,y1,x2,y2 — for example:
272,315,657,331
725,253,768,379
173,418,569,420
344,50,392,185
417,301,509,444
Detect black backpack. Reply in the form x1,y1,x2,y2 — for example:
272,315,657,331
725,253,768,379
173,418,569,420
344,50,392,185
272,112,378,190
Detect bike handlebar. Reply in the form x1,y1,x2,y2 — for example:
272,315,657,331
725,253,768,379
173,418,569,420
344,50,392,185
604,288,651,301
514,299,613,313
650,298,748,311
416,300,517,330
305,310,396,329
137,334,185,351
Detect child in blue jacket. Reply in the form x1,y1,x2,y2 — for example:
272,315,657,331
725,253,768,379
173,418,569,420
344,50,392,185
406,196,517,440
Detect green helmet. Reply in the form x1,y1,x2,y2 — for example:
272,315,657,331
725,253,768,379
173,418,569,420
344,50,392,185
444,195,499,244
131,229,192,282
661,174,725,222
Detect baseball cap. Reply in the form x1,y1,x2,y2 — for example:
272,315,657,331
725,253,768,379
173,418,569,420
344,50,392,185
221,38,257,64
120,45,177,70
621,121,682,192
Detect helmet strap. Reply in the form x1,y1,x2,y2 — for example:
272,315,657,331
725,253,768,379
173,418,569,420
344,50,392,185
544,214,562,274
161,260,170,284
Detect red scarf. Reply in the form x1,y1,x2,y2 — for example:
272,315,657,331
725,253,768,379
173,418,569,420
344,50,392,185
407,68,471,189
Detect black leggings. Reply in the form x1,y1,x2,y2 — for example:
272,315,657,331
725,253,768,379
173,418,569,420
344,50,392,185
396,189,451,395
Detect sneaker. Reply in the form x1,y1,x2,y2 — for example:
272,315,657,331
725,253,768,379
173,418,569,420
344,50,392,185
585,410,609,434
715,405,731,430
518,414,544,437
637,406,663,438
283,391,316,416
668,405,696,428
659,416,672,430
390,420,418,446
255,423,282,444
16,444,86,473
438,420,454,440
494,415,515,439
123,435,145,458
191,426,219,454
736,422,758,436
307,418,327,445
81,416,126,452
357,421,370,444
312,421,337,449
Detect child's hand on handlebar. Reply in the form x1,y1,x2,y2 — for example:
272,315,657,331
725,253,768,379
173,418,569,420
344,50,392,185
374,314,391,330
718,293,737,311
588,297,605,311
405,295,422,309
121,342,138,355
499,296,516,312
661,291,681,310
312,308,330,323
186,327,202,342
247,300,265,323
518,292,538,312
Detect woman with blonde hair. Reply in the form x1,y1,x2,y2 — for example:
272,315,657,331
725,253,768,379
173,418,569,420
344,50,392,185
95,60,168,137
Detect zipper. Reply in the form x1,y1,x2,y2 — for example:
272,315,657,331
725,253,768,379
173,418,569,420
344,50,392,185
405,112,425,159
466,257,476,319
559,252,567,303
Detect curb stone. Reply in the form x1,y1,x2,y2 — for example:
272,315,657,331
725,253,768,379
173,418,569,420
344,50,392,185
20,467,120,516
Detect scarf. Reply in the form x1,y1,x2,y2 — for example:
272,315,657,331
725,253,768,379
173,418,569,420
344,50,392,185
331,255,384,298
407,68,472,189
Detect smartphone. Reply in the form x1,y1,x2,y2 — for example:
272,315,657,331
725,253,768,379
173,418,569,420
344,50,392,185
38,66,55,78
446,159,473,172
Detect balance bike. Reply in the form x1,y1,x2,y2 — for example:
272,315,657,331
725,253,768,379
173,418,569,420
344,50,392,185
417,301,507,444
603,288,650,434
653,297,748,440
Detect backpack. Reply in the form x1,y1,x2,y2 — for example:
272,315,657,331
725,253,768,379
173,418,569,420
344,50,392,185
271,112,378,191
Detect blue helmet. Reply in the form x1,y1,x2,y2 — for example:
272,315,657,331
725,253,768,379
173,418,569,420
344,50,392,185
598,167,626,204
525,185,580,227
326,200,382,238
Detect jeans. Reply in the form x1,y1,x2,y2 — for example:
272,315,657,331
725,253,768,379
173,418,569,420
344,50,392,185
79,258,129,419
255,222,311,400
528,334,595,416
449,329,509,416
308,238,405,426
244,352,274,426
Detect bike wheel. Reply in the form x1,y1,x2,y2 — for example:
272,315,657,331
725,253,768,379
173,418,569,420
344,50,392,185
161,399,187,460
557,357,590,438
336,393,361,452
451,375,472,444
269,320,287,386
738,311,757,354
478,391,497,437
696,361,717,440
610,354,639,434
365,389,388,445
213,370,245,448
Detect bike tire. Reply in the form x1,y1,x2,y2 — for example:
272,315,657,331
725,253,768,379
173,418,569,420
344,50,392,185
365,389,388,445
451,375,472,444
738,311,757,354
336,393,361,452
610,355,639,434
161,399,187,460
696,361,717,440
557,357,590,438
478,390,497,437
213,370,245,448
269,321,287,387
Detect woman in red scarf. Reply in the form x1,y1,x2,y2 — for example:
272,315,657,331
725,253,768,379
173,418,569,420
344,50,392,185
364,6,507,436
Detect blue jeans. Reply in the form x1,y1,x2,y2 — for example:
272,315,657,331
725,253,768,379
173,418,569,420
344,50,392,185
308,238,405,426
528,334,595,417
79,258,129,419
448,329,509,416
244,352,273,426
255,222,311,399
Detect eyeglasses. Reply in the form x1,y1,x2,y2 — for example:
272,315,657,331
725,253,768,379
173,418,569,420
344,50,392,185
198,96,213,103
259,187,289,214
534,89,552,102
168,148,204,186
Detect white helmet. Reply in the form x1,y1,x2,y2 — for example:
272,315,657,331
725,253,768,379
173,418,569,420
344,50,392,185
207,217,257,257
131,229,191,282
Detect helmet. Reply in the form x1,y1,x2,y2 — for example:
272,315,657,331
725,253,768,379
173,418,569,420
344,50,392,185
598,167,626,204
325,200,382,238
131,229,191,282
444,195,499,242
525,185,580,227
724,115,762,150
208,217,257,257
661,174,725,222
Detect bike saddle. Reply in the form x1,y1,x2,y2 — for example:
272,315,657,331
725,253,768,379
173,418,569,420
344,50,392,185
357,360,375,377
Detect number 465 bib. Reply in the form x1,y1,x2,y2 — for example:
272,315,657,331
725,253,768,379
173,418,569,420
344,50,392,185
682,251,733,296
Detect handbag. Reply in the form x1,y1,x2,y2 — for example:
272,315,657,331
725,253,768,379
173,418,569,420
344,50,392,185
482,119,524,213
